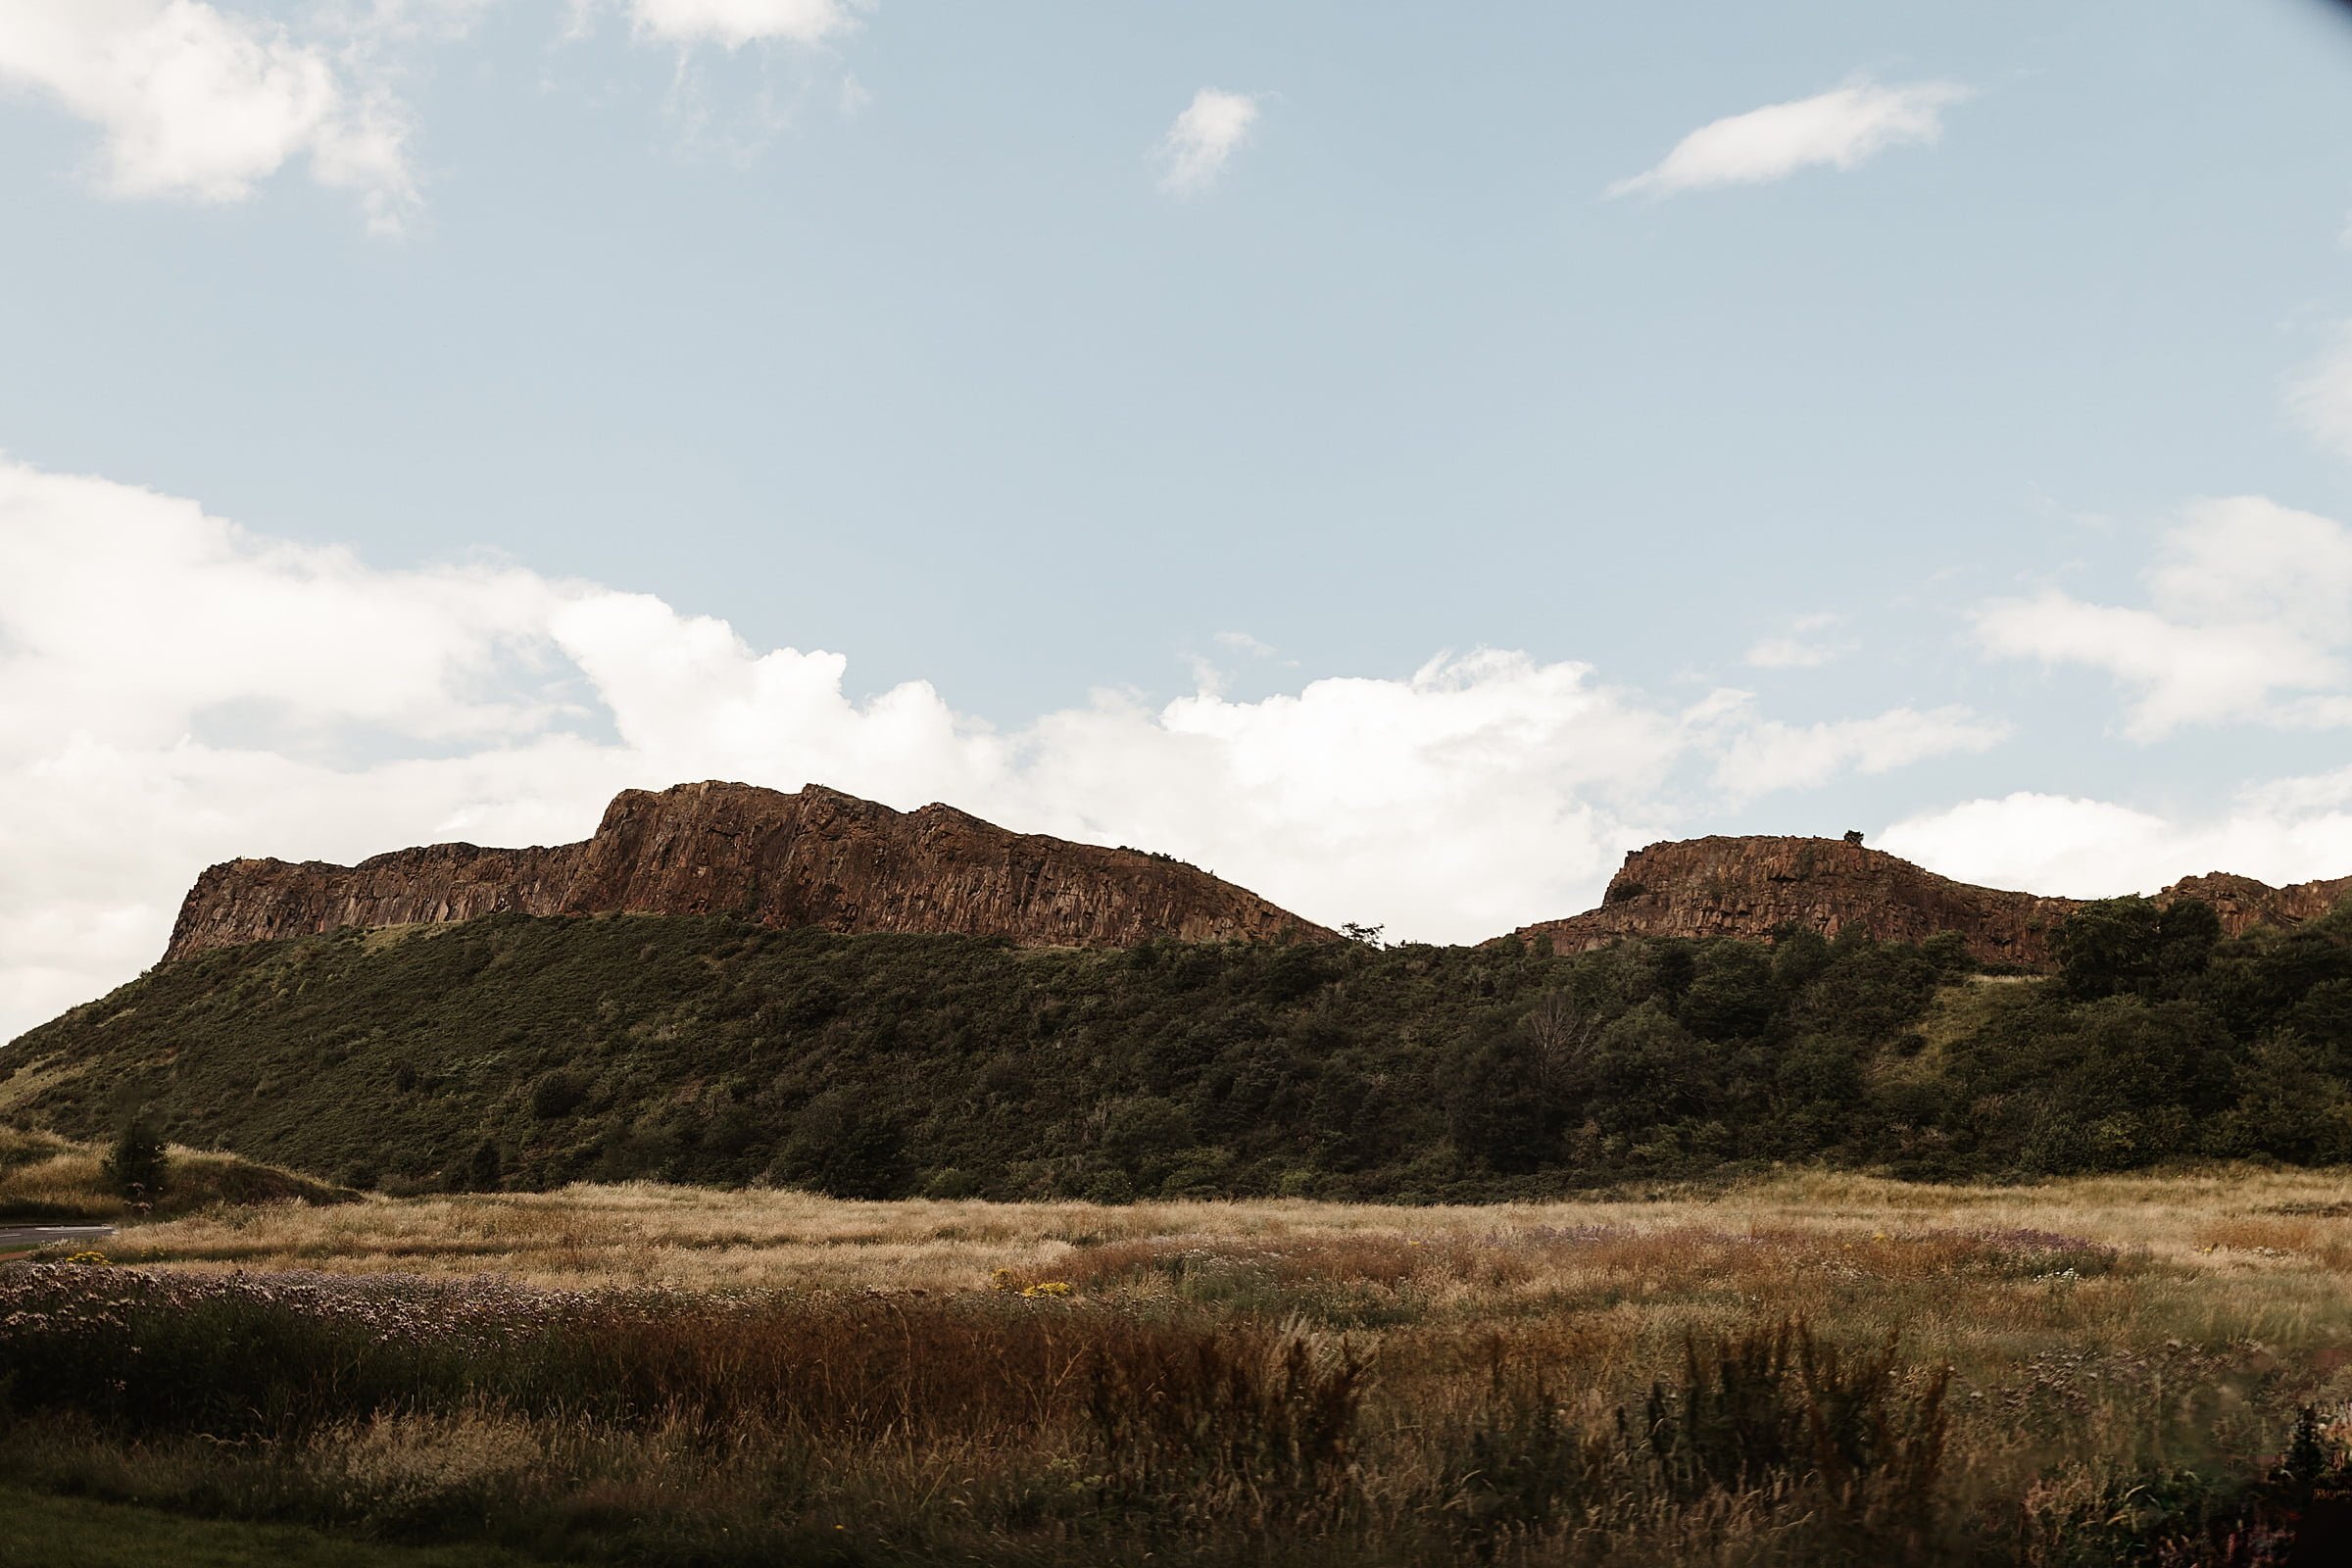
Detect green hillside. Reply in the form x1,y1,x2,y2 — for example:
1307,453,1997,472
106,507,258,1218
6,896,2351,1198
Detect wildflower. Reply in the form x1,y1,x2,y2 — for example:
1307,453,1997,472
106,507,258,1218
63,1251,109,1267
1019,1281,1072,1298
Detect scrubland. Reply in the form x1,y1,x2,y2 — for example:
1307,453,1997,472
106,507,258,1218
9,1169,2352,1565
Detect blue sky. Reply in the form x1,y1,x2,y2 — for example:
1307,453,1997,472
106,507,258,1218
7,0,2352,1035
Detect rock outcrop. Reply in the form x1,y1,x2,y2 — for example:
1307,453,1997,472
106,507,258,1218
164,781,1332,961
1513,836,2352,968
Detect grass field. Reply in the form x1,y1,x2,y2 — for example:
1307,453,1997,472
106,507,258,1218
0,1487,528,1568
6,1168,2352,1563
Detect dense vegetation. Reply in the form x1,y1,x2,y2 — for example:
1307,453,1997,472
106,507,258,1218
5,893,2350,1197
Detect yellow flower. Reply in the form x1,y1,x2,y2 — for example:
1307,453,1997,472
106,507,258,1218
1020,1281,1073,1298
63,1250,109,1266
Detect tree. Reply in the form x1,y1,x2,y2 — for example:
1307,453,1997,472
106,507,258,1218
101,1114,169,1200
463,1140,504,1192
1522,991,1602,1100
2053,897,2219,1001
1677,944,1776,1043
776,1089,910,1199
1587,1004,1712,1136
1443,1018,1562,1174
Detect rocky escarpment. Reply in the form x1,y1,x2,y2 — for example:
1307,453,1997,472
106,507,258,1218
2157,871,2352,938
1515,836,2352,968
164,781,1332,960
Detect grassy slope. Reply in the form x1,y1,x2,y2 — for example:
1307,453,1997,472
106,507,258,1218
11,906,2343,1199
0,915,1642,1197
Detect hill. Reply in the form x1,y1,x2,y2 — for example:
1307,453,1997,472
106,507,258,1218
165,779,1331,960
1517,834,2352,967
9,887,2352,1197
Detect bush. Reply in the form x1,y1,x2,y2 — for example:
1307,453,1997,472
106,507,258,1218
99,1116,168,1200
775,1090,909,1199
529,1070,589,1120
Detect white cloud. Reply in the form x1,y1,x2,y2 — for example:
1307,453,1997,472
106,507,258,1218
2288,320,2352,461
1744,613,1849,669
1881,781,2352,901
0,456,1998,1042
1609,77,1970,200
1743,637,1838,670
1712,705,2007,799
1974,496,2352,739
621,0,860,49
1156,87,1259,195
0,0,417,229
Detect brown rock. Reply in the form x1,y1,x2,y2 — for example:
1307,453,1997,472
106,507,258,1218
2158,870,2352,937
163,781,1332,961
1512,835,2351,968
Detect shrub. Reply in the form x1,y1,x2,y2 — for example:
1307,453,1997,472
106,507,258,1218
775,1090,908,1199
100,1115,168,1200
529,1071,589,1120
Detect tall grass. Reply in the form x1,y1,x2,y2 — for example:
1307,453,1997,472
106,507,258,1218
14,1171,2352,1562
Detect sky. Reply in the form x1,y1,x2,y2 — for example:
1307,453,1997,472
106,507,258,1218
8,0,2352,1040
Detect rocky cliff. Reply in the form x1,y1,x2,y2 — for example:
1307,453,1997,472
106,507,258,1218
164,781,1331,960
1514,836,2352,968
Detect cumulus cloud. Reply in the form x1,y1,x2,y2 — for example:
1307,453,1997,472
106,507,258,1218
1880,780,2352,901
1711,705,2007,799
1974,496,2352,739
1156,87,1259,194
1609,77,1970,200
0,0,417,229
2288,320,2352,461
0,456,2003,1042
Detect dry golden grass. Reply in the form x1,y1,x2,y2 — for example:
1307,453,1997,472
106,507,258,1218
101,1163,2352,1285
22,1166,2352,1563
98,1166,2352,1417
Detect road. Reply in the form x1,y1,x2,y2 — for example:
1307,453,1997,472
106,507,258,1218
0,1224,117,1252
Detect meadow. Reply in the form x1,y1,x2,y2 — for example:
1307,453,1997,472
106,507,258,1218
10,1167,2352,1565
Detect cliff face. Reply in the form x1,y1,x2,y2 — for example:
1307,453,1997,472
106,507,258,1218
2158,871,2352,938
164,782,1332,961
1514,836,2351,968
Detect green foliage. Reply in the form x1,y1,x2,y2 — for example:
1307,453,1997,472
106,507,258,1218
459,1140,504,1193
775,1089,909,1199
2052,896,2221,1002
6,893,2351,1195
99,1114,168,1200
